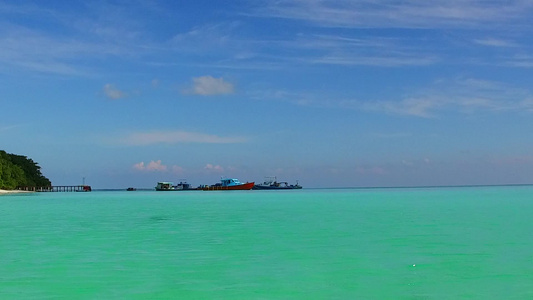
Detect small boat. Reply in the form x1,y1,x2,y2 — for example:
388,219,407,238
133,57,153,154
126,187,136,191
174,181,199,191
252,177,302,190
76,185,92,192
155,182,174,191
155,181,199,191
77,177,92,192
202,178,254,191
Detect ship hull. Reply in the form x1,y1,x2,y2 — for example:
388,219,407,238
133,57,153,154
155,188,200,191
252,185,302,190
202,182,255,191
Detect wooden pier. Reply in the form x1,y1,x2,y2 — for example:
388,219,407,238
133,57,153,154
18,185,92,192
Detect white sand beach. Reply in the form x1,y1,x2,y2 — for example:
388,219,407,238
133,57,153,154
0,189,34,195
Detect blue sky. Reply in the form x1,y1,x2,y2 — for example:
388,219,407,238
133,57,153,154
1,0,533,188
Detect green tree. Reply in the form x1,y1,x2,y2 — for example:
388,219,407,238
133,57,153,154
7,153,51,187
0,150,51,190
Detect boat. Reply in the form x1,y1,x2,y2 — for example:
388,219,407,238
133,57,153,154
201,178,254,191
77,177,92,192
174,181,199,191
155,182,174,191
155,181,199,191
252,177,302,190
76,185,92,192
126,187,136,191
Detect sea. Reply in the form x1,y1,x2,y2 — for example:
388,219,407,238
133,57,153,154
1,186,532,299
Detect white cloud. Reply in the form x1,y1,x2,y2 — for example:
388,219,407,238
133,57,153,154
133,160,167,172
103,84,125,100
133,161,185,174
133,161,145,170
146,160,167,171
119,130,246,146
187,76,234,96
204,164,224,173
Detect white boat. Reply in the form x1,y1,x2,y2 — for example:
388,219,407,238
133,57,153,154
155,181,199,191
155,182,174,191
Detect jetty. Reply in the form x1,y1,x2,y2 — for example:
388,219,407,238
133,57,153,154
17,185,92,192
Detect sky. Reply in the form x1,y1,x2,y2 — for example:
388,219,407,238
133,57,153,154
1,0,533,189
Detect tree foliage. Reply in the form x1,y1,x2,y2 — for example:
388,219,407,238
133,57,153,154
0,150,51,190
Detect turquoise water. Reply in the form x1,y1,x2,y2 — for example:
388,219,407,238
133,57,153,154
1,186,532,299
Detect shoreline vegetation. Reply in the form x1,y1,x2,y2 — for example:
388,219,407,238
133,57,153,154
0,150,51,191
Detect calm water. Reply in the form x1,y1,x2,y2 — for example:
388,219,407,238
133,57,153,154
1,186,532,299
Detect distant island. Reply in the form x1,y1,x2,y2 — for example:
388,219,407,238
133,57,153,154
0,150,51,190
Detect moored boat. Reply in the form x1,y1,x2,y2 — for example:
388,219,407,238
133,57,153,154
76,185,92,192
155,181,199,191
202,178,254,191
174,181,199,190
252,177,302,190
155,182,174,191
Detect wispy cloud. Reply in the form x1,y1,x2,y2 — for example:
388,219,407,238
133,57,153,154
504,54,533,68
473,38,518,48
235,1,533,69
361,97,443,118
3,0,529,77
285,34,439,67
0,124,22,132
0,30,95,75
313,53,437,67
360,78,533,117
253,77,533,118
185,76,235,96
171,22,242,52
119,130,246,146
253,0,533,29
103,84,126,100
0,2,153,75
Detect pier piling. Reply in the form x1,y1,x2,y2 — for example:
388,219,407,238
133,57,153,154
17,185,92,192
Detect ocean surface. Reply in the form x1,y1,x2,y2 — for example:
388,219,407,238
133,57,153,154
1,186,532,299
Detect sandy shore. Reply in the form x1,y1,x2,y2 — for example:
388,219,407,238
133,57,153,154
0,189,35,195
